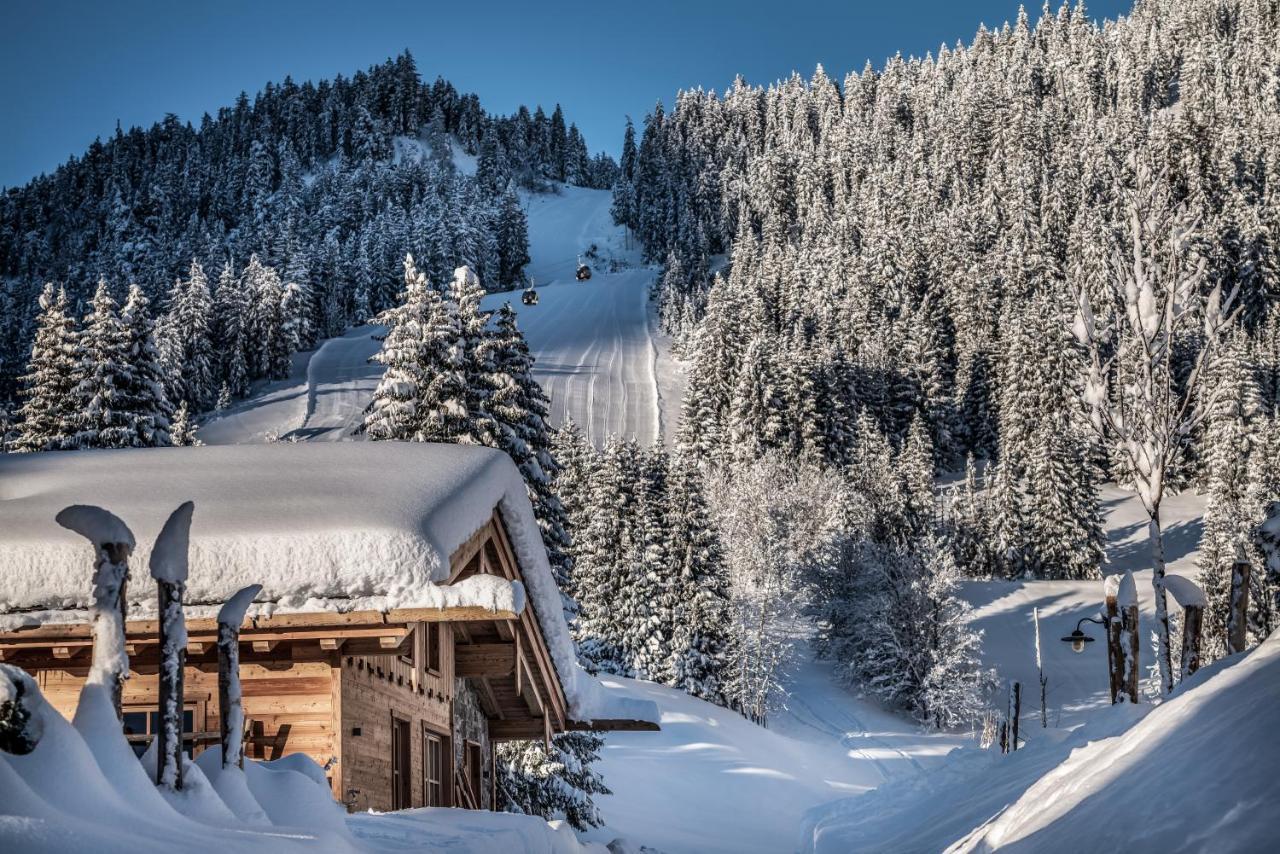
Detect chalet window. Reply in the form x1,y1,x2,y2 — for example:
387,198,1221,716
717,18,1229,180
425,623,441,673
391,716,412,810
122,706,197,759
422,728,445,807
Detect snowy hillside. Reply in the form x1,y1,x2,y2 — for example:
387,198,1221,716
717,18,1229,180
198,182,671,448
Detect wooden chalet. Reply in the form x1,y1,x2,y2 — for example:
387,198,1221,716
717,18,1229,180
0,443,657,813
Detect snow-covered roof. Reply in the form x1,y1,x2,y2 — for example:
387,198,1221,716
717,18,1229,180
0,442,656,725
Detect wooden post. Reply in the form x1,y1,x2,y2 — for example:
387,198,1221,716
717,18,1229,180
151,502,194,791
1181,604,1203,680
55,506,135,720
155,579,186,789
218,584,262,769
1104,589,1122,705
999,721,1007,755
1105,572,1140,704
1227,552,1251,656
1121,602,1140,703
1011,682,1021,751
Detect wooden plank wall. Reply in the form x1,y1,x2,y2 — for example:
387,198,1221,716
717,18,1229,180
35,652,340,793
339,622,456,812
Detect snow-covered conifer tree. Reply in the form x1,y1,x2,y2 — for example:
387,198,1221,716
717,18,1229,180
14,285,79,452
68,281,135,449
120,284,174,447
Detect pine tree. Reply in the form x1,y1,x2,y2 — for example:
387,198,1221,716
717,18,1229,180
664,456,734,703
119,284,174,447
212,261,250,397
363,255,470,443
495,732,610,831
1197,334,1262,661
14,285,79,452
170,400,201,446
450,265,498,446
495,188,530,287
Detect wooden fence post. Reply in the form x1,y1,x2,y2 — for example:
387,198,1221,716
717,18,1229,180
217,584,262,769
1104,579,1122,704
1011,682,1021,751
1164,574,1206,683
151,502,194,791
1106,571,1140,704
1227,550,1251,656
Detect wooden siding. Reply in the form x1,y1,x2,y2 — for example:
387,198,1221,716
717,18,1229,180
35,653,341,794
339,623,458,812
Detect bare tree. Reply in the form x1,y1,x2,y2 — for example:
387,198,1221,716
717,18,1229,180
1071,162,1239,694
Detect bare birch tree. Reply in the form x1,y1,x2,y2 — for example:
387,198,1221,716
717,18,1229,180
1071,162,1240,694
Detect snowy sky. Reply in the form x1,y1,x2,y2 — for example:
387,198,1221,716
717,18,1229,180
1,0,1133,189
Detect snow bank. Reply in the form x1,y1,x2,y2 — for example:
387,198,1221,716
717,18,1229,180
803,634,1280,853
0,442,654,725
958,631,1280,851
347,806,614,853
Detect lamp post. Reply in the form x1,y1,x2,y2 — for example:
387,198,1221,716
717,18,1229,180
1060,616,1106,653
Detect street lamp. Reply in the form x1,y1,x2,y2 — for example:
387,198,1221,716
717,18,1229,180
1061,616,1106,653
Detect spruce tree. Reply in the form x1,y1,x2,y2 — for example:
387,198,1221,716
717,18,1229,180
664,456,734,703
14,285,79,453
120,284,174,447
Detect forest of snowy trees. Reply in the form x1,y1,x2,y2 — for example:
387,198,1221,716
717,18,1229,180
610,0,1280,692
4,0,1280,837
0,51,616,416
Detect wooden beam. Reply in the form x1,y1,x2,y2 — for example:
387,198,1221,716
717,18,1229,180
476,677,504,720
565,719,661,733
516,650,545,718
51,646,76,660
251,640,278,654
455,642,516,677
488,719,548,741
186,641,210,656
378,635,404,650
0,604,519,648
447,520,496,583
318,638,346,651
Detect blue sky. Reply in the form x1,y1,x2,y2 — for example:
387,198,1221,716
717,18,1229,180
1,0,1133,188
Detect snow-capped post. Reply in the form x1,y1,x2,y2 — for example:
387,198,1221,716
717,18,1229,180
150,501,194,791
0,665,45,755
1070,161,1239,696
1111,572,1140,703
55,505,135,719
1164,575,1205,682
1033,608,1047,728
1011,682,1021,750
1226,546,1252,657
217,584,261,769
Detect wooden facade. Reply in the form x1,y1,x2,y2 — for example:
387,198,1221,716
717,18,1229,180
0,509,656,812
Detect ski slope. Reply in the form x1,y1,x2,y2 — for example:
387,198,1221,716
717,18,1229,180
198,183,666,448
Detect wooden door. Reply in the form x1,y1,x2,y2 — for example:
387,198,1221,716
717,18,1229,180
391,716,411,810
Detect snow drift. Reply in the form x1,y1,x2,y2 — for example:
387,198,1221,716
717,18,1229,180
802,631,1280,853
